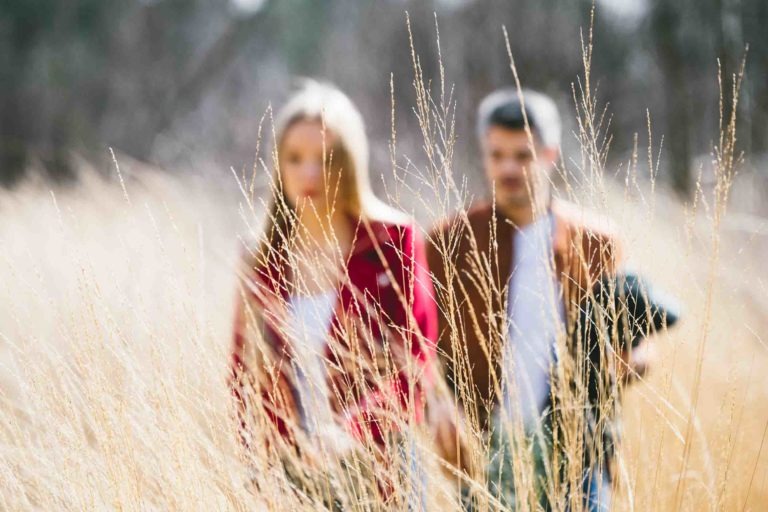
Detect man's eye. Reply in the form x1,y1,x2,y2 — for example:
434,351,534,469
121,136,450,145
490,151,503,161
516,152,533,162
285,153,301,165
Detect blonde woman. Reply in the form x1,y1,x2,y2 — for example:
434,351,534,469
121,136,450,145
230,81,437,503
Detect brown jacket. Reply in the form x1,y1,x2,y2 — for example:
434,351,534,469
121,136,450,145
426,199,623,425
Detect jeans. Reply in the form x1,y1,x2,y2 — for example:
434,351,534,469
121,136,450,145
468,418,612,512
582,466,611,512
400,434,428,511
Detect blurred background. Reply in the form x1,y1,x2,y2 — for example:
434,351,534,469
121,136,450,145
1,0,767,204
1,1,767,510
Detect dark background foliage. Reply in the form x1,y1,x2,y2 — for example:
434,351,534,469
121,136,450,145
1,0,765,198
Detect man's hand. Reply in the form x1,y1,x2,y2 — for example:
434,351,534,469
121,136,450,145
427,396,470,471
618,338,656,384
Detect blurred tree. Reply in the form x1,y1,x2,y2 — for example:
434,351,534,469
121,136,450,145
645,0,763,197
0,0,266,184
0,0,764,195
741,0,768,156
0,0,120,183
648,0,694,197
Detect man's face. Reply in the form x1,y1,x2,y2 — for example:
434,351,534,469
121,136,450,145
481,126,558,210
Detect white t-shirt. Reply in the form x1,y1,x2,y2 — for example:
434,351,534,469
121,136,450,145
502,214,565,429
288,291,337,434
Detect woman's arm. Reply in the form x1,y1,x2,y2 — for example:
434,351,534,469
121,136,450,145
230,271,298,447
230,286,257,449
345,224,439,444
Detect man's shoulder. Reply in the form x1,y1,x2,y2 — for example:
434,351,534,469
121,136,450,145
552,199,624,265
348,216,421,265
428,201,494,238
553,199,619,240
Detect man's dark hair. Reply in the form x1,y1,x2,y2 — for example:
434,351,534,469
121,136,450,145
476,88,561,148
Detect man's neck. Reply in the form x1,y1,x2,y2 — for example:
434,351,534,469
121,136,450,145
498,196,550,228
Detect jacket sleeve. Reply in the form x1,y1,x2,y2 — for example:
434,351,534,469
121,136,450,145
230,267,296,446
584,224,625,286
346,224,439,444
425,224,452,368
230,284,256,449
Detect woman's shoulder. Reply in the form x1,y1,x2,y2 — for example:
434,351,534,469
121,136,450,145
353,201,424,257
362,197,413,228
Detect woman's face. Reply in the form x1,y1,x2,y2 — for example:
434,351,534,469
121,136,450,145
279,118,342,215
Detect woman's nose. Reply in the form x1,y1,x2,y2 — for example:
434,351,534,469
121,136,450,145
301,162,324,181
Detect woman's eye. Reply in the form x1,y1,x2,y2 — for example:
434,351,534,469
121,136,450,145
285,153,301,165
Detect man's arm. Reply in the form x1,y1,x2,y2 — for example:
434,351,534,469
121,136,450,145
582,227,653,384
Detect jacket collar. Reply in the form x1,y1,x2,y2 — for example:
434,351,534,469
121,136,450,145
488,198,573,283
348,214,395,258
550,199,577,255
255,213,395,295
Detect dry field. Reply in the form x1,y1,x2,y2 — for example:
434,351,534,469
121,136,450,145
603,179,768,511
0,147,765,511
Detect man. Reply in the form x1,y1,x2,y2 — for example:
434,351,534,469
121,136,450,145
427,88,660,510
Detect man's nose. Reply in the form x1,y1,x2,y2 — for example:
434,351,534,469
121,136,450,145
499,157,523,175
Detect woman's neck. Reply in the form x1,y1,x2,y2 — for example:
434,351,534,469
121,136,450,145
289,207,353,295
294,207,353,256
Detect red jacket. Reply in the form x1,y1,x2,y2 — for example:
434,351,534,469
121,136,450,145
231,216,438,446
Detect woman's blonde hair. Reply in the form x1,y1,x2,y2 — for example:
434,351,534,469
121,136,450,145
251,80,408,268
268,80,406,224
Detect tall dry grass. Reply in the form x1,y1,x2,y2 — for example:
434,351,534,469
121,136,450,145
1,14,767,512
